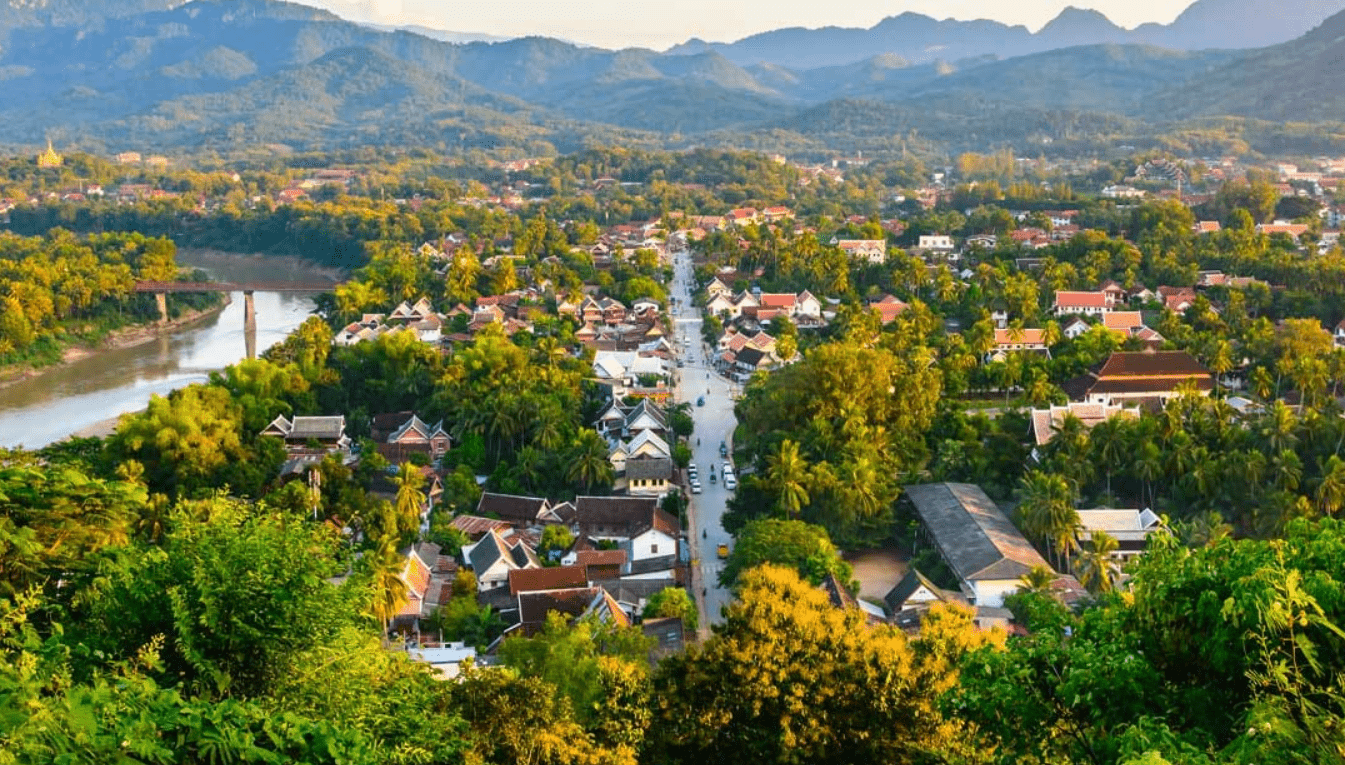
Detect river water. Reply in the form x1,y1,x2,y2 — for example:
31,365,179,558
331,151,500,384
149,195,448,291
0,251,334,449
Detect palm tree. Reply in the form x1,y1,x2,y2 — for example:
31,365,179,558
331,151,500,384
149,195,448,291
1316,455,1345,517
393,463,427,539
1176,510,1232,548
370,539,409,646
1090,418,1127,499
1134,441,1165,510
1075,531,1122,595
1018,564,1056,594
767,439,811,520
1042,320,1062,348
1260,401,1299,455
1016,471,1078,568
566,430,614,491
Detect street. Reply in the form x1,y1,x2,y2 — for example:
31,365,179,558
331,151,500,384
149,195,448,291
668,242,737,635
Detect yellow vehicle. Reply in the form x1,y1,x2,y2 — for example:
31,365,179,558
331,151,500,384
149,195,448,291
717,543,729,559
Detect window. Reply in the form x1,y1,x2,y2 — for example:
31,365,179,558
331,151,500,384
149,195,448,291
651,544,659,554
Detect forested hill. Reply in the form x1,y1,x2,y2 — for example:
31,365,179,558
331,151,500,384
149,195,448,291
4,0,1345,156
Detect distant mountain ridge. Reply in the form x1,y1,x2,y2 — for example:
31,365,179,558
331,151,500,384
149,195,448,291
666,0,1345,69
1,0,1344,155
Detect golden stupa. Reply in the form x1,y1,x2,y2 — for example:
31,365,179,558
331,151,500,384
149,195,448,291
37,139,62,168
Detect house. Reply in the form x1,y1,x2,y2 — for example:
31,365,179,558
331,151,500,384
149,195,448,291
1062,351,1214,406
989,327,1049,361
1061,317,1091,340
726,207,759,226
836,239,887,264
819,572,886,624
795,290,823,318
463,528,542,591
1029,402,1135,447
370,412,452,463
902,483,1054,607
508,564,590,597
705,277,732,299
917,234,955,252
1194,221,1222,234
642,616,687,661
449,514,513,540
1335,319,1345,347
569,496,680,567
260,415,352,455
1075,508,1163,561
475,492,563,528
1098,280,1128,305
407,643,476,679
1257,222,1310,239
881,567,1013,632
513,586,629,636
1054,291,1110,317
869,294,909,324
575,549,627,580
391,542,456,630
1102,311,1145,337
1101,185,1145,199
1158,286,1197,313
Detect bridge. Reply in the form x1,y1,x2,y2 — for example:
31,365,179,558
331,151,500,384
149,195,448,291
134,280,338,360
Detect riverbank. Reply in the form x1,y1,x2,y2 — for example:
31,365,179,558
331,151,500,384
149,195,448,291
0,298,231,392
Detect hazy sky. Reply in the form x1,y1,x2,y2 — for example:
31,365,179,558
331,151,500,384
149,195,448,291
304,0,1199,49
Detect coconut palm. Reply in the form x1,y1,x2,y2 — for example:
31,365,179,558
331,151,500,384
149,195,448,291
1176,510,1233,548
1018,564,1056,594
566,430,614,491
370,539,409,646
1075,531,1122,595
393,463,427,540
1016,471,1079,568
1316,455,1345,517
1090,417,1128,499
767,439,811,520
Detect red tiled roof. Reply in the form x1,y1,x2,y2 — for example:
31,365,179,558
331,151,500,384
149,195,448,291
1054,291,1108,308
509,565,589,596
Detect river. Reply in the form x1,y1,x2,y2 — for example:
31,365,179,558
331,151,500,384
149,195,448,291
0,251,336,449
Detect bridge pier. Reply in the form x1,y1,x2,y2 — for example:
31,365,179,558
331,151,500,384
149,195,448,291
243,290,257,360
155,292,168,325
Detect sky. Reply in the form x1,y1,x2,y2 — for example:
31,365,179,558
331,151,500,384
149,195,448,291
304,0,1200,49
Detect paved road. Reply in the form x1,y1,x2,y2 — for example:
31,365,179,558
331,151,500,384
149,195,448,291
668,246,738,635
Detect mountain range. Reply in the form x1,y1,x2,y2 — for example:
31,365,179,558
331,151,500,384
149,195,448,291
1,0,1344,156
665,0,1345,68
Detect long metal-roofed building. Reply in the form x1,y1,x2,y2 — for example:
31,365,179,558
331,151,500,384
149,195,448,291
902,482,1053,607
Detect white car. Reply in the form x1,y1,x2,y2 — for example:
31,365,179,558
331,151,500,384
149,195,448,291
687,462,697,475
724,475,737,490
690,479,702,494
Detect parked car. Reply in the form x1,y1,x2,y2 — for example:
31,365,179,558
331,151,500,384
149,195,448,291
724,475,737,490
717,543,729,559
690,479,702,494
719,442,728,457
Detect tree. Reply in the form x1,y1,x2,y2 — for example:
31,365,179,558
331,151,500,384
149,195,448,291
643,587,698,631
718,519,853,589
567,430,614,491
1075,531,1123,595
499,612,652,729
765,439,810,519
651,565,970,764
449,664,636,765
1016,471,1080,569
77,497,356,698
369,538,409,645
538,524,575,564
108,385,261,499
